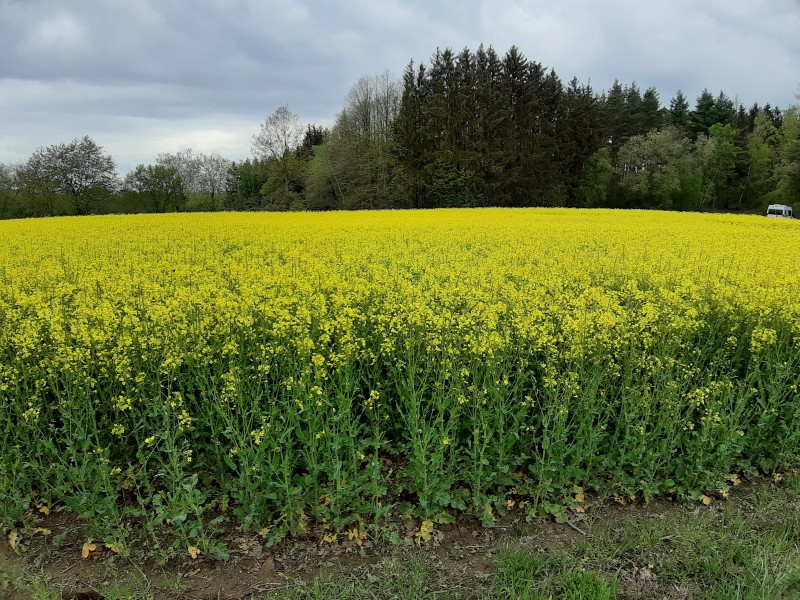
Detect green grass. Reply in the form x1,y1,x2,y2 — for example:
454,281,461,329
2,477,797,599
261,478,799,599
270,558,463,600
0,557,56,600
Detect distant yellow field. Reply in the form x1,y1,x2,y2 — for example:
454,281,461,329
0,209,797,380
1,208,799,544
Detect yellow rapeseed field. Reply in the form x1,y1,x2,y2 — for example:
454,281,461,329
1,208,799,550
1,209,797,375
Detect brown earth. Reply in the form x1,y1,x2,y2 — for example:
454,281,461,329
0,479,794,599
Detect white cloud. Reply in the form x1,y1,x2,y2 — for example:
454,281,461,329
101,116,256,174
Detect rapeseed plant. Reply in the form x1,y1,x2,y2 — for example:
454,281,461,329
0,208,798,553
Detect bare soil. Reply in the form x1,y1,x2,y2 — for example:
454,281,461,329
1,478,796,599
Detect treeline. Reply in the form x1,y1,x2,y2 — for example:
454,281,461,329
1,45,798,219
0,141,234,218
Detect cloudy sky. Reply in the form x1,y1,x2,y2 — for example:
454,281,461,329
1,0,799,174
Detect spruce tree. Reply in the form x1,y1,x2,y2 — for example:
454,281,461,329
668,90,691,134
690,89,717,138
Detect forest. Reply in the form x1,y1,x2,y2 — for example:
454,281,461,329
1,44,798,219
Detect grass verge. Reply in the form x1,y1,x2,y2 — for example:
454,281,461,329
2,474,797,599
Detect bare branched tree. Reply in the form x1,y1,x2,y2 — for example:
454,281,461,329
324,72,404,209
251,105,304,194
198,152,233,209
338,71,401,143
157,148,201,193
0,163,21,218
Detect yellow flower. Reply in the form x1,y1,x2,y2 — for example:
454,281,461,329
115,395,133,411
3,207,799,538
105,542,124,554
750,327,777,355
348,527,366,546
414,520,434,545
177,409,193,430
81,538,97,559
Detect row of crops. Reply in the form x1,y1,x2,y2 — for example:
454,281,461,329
1,209,798,556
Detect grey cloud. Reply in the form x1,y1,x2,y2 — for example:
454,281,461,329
1,0,798,174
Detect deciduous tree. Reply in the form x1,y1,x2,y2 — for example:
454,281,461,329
772,107,800,204
617,127,698,209
59,136,119,214
123,164,185,213
698,124,739,209
198,152,233,209
157,148,200,193
0,163,20,218
17,136,118,216
252,105,304,196
745,111,779,205
324,72,407,210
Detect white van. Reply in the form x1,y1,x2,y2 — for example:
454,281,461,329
766,204,793,218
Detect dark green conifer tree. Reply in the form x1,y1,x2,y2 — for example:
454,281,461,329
668,90,691,134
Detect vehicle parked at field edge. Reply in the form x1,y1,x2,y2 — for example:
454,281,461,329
766,204,793,218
